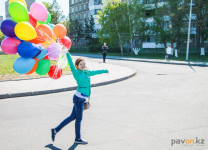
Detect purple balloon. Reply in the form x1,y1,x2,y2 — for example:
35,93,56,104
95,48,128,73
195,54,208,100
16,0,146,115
0,19,17,37
47,43,62,59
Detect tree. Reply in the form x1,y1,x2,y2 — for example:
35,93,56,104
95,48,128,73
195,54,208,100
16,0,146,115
42,0,65,24
124,0,149,56
97,0,127,56
151,0,172,48
192,0,207,58
0,30,4,44
200,1,208,48
70,19,84,50
60,17,70,37
163,0,189,49
84,15,96,45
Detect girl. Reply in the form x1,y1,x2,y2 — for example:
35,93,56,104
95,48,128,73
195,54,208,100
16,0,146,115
51,52,109,144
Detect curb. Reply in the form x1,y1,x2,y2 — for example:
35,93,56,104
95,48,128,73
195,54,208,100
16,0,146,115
0,69,136,99
71,53,208,67
0,73,72,82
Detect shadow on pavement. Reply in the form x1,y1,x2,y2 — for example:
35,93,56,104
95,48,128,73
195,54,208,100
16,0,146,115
68,143,79,150
45,143,79,150
45,144,62,150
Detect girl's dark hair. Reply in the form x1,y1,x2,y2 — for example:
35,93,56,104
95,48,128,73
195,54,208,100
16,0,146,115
75,57,85,70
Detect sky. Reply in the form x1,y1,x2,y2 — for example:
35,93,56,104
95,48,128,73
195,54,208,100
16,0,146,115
0,0,69,20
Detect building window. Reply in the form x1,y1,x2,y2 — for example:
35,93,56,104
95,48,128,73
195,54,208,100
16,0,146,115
79,5,82,11
94,0,102,5
79,14,82,20
84,13,86,19
143,0,153,4
71,7,74,13
75,0,77,3
162,21,171,29
71,0,74,4
84,4,86,10
76,7,78,12
90,9,101,15
146,36,150,42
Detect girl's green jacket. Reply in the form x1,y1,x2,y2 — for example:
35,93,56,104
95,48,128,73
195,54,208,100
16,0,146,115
66,53,108,98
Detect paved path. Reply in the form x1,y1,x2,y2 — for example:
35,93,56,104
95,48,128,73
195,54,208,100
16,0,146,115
0,55,136,99
71,53,208,67
0,56,208,150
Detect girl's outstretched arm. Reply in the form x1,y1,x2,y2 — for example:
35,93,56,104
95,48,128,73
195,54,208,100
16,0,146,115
66,53,78,77
86,69,108,76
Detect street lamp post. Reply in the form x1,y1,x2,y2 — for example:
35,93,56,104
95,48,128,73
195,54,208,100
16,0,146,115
186,0,193,61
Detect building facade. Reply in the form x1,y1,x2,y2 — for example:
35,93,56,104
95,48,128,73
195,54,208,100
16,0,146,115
0,16,3,24
69,0,104,47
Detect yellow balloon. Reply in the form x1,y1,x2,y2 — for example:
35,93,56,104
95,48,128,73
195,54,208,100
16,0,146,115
52,34,56,42
9,0,27,7
36,22,41,28
15,22,37,41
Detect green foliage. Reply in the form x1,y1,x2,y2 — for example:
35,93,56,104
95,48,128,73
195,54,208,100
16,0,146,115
97,0,128,55
84,15,96,45
42,0,65,24
88,38,122,53
0,30,4,44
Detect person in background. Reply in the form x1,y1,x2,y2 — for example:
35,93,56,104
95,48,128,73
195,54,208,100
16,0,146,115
102,43,109,63
167,45,172,61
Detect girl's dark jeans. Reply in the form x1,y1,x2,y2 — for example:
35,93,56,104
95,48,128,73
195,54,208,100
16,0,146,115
55,94,86,140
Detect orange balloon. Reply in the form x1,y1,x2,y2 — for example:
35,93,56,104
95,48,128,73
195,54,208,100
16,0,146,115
37,24,53,40
25,58,39,75
41,40,56,48
29,28,45,44
53,24,67,39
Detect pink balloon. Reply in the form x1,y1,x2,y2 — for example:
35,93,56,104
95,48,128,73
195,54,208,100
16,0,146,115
30,2,47,22
1,38,21,54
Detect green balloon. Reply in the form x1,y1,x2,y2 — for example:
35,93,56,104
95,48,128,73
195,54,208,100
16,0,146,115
46,12,51,24
35,60,51,75
8,1,29,23
38,12,51,24
37,20,46,24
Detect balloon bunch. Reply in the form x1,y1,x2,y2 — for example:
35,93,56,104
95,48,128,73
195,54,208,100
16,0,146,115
0,0,72,79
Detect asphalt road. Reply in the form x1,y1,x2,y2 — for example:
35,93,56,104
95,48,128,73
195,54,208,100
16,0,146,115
0,57,208,150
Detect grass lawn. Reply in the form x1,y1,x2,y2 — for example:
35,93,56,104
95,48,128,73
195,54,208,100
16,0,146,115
69,50,208,62
1,51,207,80
0,54,72,81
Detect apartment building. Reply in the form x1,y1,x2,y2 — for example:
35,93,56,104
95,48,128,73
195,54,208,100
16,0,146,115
0,16,3,24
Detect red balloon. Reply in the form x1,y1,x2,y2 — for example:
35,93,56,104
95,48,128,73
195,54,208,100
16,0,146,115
29,28,45,44
29,12,37,27
48,65,62,79
43,55,50,60
60,36,72,49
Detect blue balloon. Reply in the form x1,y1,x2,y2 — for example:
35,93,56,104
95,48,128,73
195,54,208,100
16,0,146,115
4,35,9,39
35,49,48,60
49,24,54,29
17,41,41,58
13,57,36,74
14,37,24,42
0,19,17,37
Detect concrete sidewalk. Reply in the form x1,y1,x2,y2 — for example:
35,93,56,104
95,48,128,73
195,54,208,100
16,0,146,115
71,53,208,67
0,55,136,99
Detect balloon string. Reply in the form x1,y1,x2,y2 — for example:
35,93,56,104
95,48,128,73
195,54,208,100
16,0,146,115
38,28,56,43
